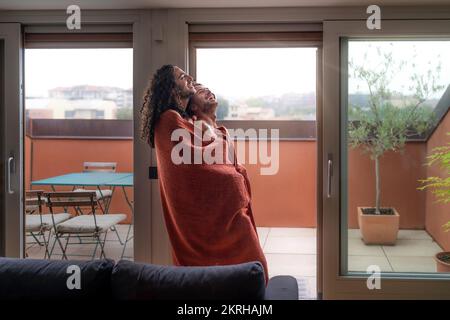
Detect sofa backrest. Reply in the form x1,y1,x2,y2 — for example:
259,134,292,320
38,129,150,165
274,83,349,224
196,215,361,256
111,260,266,300
0,258,266,300
0,258,114,300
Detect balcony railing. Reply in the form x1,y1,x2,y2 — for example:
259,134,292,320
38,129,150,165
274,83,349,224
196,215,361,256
25,111,450,252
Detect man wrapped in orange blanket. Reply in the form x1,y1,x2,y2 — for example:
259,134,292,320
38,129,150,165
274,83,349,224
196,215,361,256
140,65,268,284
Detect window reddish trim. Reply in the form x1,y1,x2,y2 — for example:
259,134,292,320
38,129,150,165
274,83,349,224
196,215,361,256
26,118,133,139
189,32,323,42
24,33,132,47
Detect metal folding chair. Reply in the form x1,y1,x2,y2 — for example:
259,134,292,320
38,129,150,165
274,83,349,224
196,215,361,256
45,191,126,260
75,162,117,212
25,190,71,259
73,162,123,244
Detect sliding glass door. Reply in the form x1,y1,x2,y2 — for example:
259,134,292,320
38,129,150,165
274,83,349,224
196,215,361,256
24,46,134,261
323,20,450,299
0,23,23,258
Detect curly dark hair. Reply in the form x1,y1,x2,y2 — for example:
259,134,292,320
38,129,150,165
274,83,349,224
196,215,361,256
140,64,191,147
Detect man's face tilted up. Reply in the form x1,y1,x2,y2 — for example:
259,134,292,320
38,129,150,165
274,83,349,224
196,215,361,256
189,83,219,127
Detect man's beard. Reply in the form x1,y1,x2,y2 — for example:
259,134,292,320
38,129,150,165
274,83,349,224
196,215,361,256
202,101,218,113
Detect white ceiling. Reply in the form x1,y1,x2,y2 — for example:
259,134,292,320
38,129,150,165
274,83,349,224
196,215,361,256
0,0,449,10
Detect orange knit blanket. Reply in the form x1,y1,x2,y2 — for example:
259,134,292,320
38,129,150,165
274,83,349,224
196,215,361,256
154,110,268,283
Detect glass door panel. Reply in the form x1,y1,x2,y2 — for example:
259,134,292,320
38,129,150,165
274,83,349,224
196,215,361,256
323,20,450,299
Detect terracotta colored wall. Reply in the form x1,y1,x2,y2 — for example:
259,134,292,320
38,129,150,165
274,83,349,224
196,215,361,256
425,111,450,251
348,143,427,229
25,138,317,227
244,139,428,229
242,141,317,227
26,138,134,224
25,136,445,232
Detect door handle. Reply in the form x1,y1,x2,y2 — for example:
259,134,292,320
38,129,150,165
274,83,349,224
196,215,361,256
8,156,14,194
327,155,333,198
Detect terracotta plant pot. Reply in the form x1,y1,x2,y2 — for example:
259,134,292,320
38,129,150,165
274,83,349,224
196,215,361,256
435,252,450,273
357,207,400,245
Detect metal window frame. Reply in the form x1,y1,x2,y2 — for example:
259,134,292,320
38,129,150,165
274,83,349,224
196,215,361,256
0,10,155,264
323,19,450,299
0,23,23,258
189,32,322,140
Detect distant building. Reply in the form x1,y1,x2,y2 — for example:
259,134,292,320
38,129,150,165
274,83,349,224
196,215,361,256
227,104,275,120
116,88,133,108
49,85,133,108
25,108,54,119
26,85,132,120
25,97,54,119
50,99,117,119
25,98,117,120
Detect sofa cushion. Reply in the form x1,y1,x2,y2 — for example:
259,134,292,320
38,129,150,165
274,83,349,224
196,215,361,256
0,258,114,300
111,260,266,300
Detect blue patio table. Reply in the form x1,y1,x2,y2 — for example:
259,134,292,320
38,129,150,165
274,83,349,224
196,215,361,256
31,172,134,259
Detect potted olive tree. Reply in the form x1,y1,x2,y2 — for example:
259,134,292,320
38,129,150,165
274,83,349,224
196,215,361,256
418,132,450,272
348,50,441,245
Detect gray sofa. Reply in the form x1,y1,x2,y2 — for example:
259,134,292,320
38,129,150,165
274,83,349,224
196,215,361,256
0,258,298,300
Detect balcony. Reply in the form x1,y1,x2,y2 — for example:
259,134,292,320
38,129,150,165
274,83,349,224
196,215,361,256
24,103,450,299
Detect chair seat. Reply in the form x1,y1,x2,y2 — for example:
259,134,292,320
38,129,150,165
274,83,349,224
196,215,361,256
56,214,126,234
74,188,113,200
25,196,48,205
25,213,72,232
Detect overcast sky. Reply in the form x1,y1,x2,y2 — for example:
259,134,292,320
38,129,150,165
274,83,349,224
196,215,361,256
25,42,450,102
348,40,450,99
25,48,133,97
196,47,317,99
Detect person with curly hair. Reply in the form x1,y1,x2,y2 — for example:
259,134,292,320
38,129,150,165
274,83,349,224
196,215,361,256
140,65,268,284
140,65,195,147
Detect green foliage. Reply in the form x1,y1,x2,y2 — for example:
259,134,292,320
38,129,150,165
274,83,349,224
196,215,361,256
243,93,316,118
348,48,442,212
216,95,230,120
418,132,450,232
246,97,267,108
348,50,440,160
349,103,435,160
116,107,133,120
